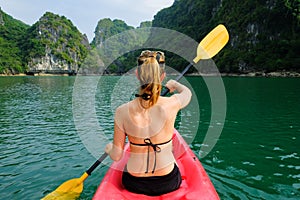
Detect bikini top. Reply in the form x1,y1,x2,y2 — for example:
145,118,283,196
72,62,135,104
130,138,172,174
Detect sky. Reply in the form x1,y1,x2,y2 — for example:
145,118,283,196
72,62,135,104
0,0,174,41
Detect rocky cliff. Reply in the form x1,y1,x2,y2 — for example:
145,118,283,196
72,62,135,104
1,1,299,75
153,0,299,73
22,12,90,75
89,18,152,74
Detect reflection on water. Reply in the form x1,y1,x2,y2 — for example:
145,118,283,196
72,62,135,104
0,76,299,199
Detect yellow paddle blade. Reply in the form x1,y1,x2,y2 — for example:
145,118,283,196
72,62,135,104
193,24,229,63
41,172,89,200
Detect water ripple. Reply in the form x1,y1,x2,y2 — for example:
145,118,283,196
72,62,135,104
1,77,300,199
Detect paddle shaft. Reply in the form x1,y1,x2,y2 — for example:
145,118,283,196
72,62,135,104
161,62,194,96
86,152,108,175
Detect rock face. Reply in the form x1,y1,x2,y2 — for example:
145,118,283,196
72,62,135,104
153,0,299,73
90,18,153,74
91,18,134,47
28,49,73,74
24,12,90,75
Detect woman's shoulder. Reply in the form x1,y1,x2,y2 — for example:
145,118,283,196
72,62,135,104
159,95,181,105
115,101,130,115
116,102,128,110
158,96,181,110
159,96,173,101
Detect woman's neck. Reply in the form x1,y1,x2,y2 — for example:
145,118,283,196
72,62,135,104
138,98,150,110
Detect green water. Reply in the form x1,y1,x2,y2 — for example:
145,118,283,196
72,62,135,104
0,76,299,200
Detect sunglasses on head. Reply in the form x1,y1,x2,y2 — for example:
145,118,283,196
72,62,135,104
138,50,165,66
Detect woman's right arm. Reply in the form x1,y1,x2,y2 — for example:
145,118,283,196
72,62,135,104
165,80,192,109
105,106,126,161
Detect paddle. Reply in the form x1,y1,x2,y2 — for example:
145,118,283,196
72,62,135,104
41,24,229,200
41,153,108,200
161,24,229,96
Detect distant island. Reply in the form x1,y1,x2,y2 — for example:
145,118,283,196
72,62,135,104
0,0,299,76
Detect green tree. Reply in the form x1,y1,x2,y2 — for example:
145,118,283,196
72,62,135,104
0,8,29,74
152,0,300,73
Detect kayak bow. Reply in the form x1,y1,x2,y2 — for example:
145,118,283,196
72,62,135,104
93,129,220,200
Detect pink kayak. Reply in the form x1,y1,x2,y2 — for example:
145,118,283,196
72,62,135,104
93,129,220,200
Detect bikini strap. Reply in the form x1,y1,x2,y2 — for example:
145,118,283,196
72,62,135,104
130,138,172,173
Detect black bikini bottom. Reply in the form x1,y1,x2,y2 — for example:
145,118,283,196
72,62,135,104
122,164,182,196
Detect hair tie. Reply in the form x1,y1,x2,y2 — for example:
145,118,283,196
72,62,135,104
135,93,151,100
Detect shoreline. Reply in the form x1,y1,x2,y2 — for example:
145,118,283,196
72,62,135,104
186,71,300,78
1,71,300,77
0,73,70,77
224,71,300,77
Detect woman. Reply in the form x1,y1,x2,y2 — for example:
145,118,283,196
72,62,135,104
105,50,192,196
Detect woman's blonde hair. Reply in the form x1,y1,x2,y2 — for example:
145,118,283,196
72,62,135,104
136,50,165,108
